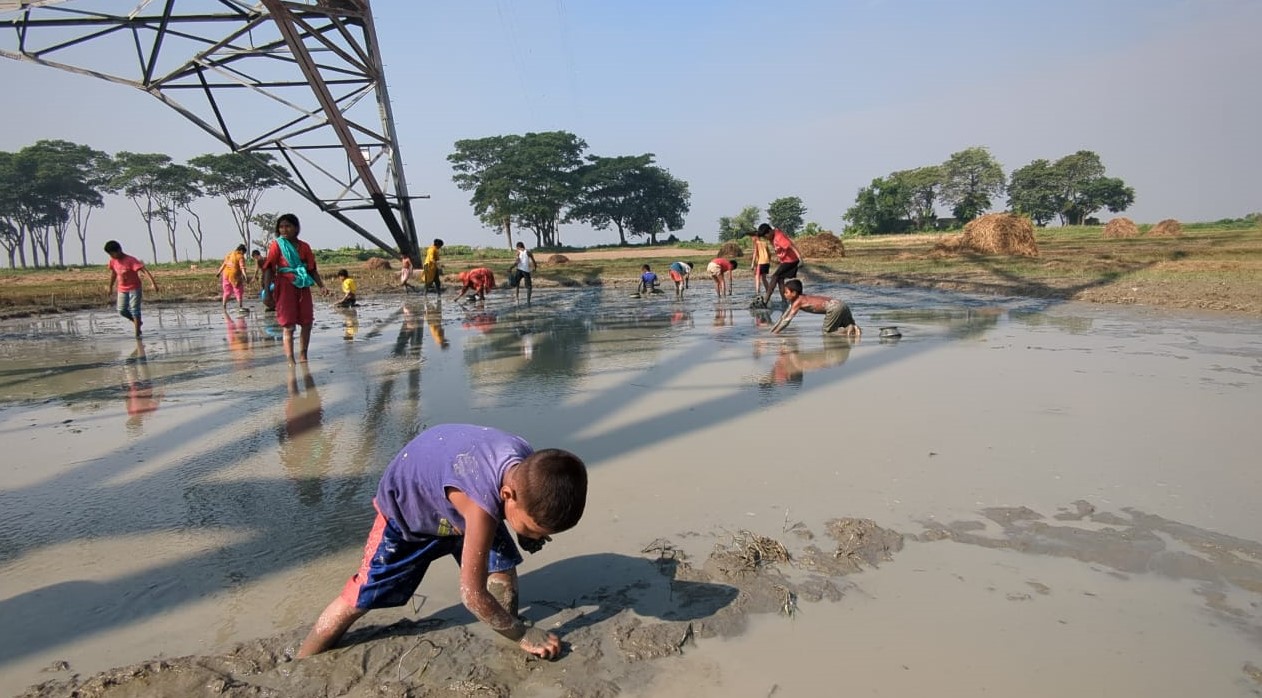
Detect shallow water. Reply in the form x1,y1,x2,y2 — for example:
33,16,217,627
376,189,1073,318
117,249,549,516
1,285,1260,696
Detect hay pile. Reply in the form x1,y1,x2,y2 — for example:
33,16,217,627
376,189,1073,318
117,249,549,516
1148,218,1183,237
951,213,1039,256
364,257,392,270
716,241,743,259
1103,217,1139,239
546,254,570,264
795,232,846,258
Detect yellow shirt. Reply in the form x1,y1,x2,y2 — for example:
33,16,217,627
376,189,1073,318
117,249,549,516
752,238,771,266
342,277,357,294
222,250,245,283
423,245,441,267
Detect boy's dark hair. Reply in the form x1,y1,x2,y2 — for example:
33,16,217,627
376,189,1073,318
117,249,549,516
516,449,587,532
727,259,738,267
433,238,444,247
276,213,300,233
251,249,262,257
758,223,773,235
235,244,248,253
641,264,651,271
785,279,804,294
336,268,349,277
103,240,122,254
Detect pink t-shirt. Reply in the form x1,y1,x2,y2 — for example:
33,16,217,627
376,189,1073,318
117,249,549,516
109,254,146,291
771,229,800,263
710,258,735,273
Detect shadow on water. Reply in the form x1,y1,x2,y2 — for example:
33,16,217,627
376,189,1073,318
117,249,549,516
0,279,1137,669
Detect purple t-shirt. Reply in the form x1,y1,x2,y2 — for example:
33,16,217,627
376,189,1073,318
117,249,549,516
375,424,533,541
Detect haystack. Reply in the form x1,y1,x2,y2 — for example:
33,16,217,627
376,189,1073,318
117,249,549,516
717,241,743,259
546,254,570,264
795,232,846,258
958,213,1039,256
1102,217,1139,239
1148,219,1183,237
365,257,392,270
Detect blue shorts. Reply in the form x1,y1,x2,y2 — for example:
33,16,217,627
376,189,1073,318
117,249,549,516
339,500,523,610
117,289,142,320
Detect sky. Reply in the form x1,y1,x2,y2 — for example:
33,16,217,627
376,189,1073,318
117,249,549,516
2,0,1260,264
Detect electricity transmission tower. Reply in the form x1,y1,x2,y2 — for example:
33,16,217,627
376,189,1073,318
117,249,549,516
0,0,422,259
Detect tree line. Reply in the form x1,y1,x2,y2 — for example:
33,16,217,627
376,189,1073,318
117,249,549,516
841,146,1136,234
448,131,691,248
0,139,287,268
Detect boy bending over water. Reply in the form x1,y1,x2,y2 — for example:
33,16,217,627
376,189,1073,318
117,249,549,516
770,279,861,337
296,424,588,660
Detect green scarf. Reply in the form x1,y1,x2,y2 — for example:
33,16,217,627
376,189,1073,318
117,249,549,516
276,237,315,289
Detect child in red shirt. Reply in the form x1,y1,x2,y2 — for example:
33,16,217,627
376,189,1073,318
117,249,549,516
104,240,159,337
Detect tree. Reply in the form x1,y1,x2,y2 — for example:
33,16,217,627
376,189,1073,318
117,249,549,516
1051,151,1134,225
1006,159,1061,226
449,131,587,249
112,152,175,262
718,205,761,241
0,149,65,268
449,134,523,250
842,176,911,234
250,212,280,249
767,196,806,236
569,154,690,245
189,152,288,251
624,166,690,245
151,163,202,262
898,166,942,230
510,131,587,248
21,140,107,267
940,146,1005,223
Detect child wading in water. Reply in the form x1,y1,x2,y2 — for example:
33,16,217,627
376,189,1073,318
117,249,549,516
217,244,249,311
296,423,588,660
334,269,357,307
260,213,327,363
770,279,861,337
104,240,159,336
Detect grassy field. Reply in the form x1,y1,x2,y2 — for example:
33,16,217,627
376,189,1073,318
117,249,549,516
1,223,1259,318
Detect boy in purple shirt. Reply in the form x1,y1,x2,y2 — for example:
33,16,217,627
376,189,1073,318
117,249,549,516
297,424,588,660
104,240,159,336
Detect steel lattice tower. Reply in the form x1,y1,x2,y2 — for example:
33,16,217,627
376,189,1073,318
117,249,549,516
1,0,422,259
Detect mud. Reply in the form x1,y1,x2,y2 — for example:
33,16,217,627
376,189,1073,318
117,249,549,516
919,501,1262,645
18,520,905,698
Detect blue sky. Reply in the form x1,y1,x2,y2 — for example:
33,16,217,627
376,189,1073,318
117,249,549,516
2,0,1260,263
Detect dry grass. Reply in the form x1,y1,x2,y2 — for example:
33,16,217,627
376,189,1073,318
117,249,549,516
716,241,743,259
950,213,1040,256
795,232,846,258
1149,219,1184,237
364,257,393,270
546,254,570,264
1103,217,1140,239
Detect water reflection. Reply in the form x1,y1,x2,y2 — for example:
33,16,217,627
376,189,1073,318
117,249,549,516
756,336,855,389
279,365,332,506
123,339,161,435
868,306,1003,339
338,307,360,341
224,311,251,367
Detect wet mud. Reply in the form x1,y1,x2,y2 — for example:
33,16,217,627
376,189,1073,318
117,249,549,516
919,501,1262,647
18,519,904,698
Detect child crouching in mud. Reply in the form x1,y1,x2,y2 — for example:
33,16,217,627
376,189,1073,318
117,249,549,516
296,424,588,660
769,279,861,337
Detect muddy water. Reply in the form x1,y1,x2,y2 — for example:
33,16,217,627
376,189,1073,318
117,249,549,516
1,285,1260,696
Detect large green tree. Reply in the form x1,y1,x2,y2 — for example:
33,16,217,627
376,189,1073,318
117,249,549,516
941,146,1005,223
1006,159,1061,226
767,196,806,235
1051,150,1134,225
1007,151,1135,225
569,154,690,245
448,131,587,249
897,166,942,230
112,152,176,262
842,176,911,234
189,152,288,251
718,205,761,241
449,134,522,250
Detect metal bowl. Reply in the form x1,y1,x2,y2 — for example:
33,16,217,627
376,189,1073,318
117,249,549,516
879,326,901,338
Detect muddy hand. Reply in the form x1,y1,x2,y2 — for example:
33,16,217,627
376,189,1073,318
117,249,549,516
517,533,551,554
519,627,561,659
